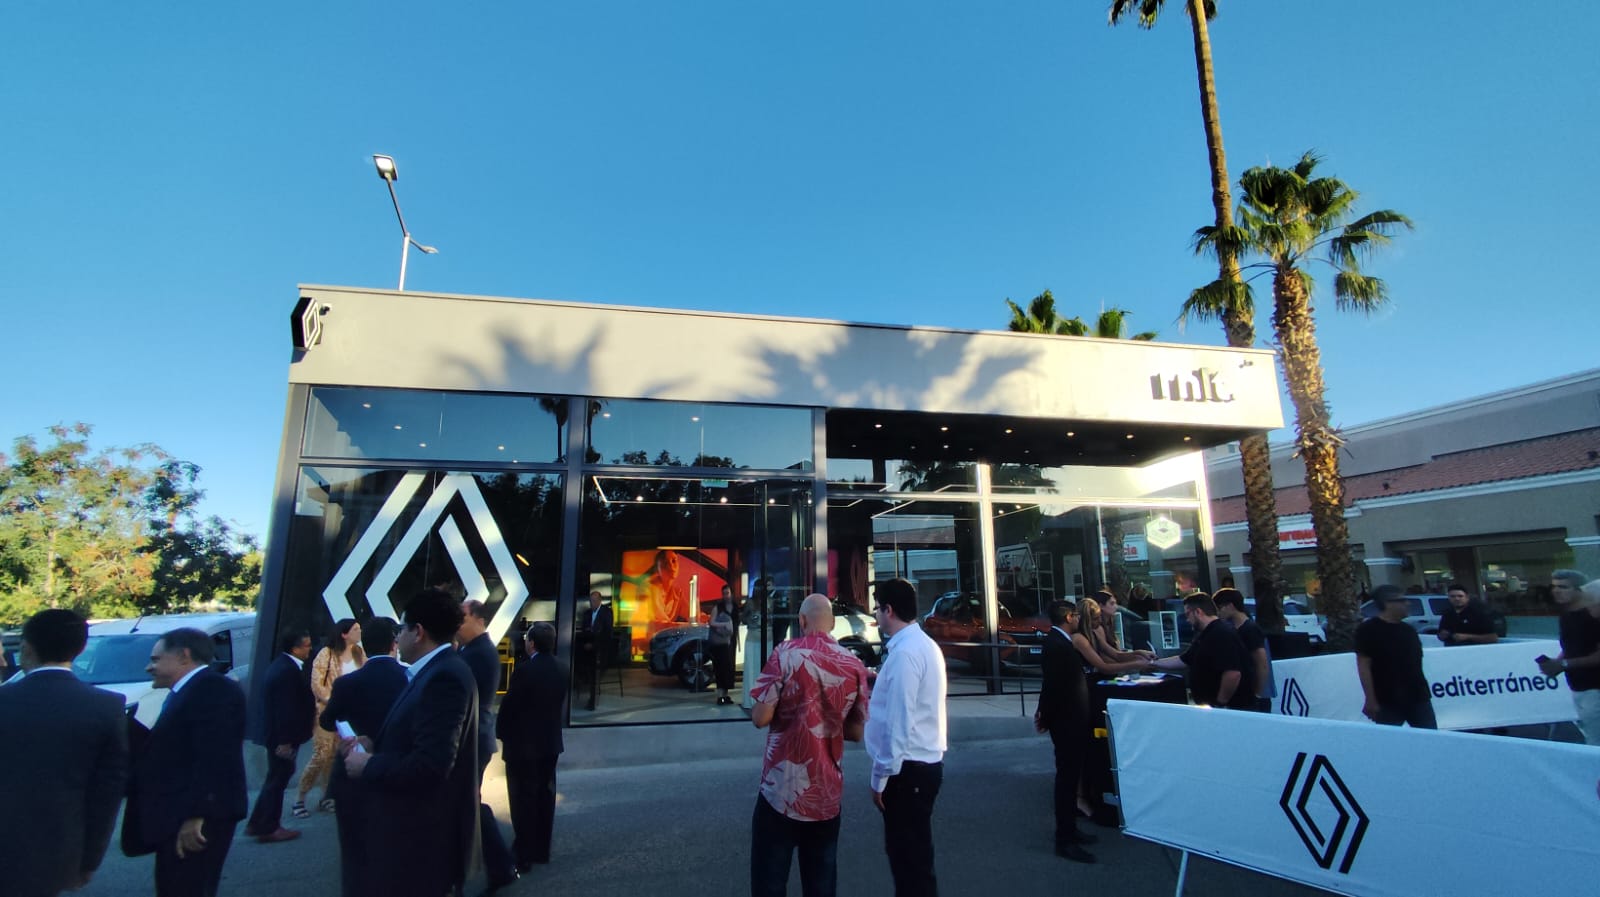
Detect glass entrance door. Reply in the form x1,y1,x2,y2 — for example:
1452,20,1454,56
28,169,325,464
575,475,813,724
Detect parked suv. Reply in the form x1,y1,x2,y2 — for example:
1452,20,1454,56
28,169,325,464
1245,597,1327,644
73,612,256,724
1358,595,1447,634
648,599,880,688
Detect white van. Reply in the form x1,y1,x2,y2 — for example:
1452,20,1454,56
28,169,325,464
72,612,256,725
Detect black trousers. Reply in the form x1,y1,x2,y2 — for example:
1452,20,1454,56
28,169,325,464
1374,700,1438,729
505,754,559,866
247,746,297,831
477,753,516,883
880,760,942,897
154,819,236,897
1049,723,1087,846
710,643,735,690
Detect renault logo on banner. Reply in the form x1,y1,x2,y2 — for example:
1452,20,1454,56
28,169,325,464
1280,752,1369,874
1280,678,1310,717
322,472,528,643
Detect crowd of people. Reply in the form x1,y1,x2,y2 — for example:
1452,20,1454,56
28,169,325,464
3,569,1596,897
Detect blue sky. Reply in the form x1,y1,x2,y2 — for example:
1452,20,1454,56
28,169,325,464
3,1,1596,538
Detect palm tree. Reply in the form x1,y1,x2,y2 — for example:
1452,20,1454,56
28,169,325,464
1004,290,1156,340
1192,152,1412,649
1110,0,1286,629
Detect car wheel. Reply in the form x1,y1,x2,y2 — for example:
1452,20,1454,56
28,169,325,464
840,637,878,668
674,643,712,690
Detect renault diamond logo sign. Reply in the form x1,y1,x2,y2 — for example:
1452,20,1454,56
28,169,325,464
1280,752,1369,874
322,472,528,642
1280,677,1310,717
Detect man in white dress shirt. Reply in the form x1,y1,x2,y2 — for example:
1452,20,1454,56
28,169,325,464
864,578,948,897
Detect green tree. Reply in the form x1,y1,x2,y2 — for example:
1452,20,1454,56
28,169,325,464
0,425,259,625
1192,152,1412,649
1004,290,1156,340
1110,0,1285,628
142,459,261,614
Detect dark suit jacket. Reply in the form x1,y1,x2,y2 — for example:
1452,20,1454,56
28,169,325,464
258,653,315,748
126,668,248,851
1036,628,1089,731
320,656,409,740
359,648,480,896
581,604,614,666
0,670,129,895
496,651,566,767
458,632,501,762
319,656,409,802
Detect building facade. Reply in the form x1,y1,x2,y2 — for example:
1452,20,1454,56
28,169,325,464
1208,369,1600,612
257,285,1282,726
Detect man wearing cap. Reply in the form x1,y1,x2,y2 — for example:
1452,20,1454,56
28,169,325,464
1355,585,1436,728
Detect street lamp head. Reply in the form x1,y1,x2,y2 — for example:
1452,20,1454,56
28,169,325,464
372,154,398,181
413,241,438,254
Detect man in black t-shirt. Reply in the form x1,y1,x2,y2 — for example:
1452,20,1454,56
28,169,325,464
1214,589,1272,712
1150,593,1255,710
1355,585,1436,728
1536,571,1600,746
1437,583,1498,646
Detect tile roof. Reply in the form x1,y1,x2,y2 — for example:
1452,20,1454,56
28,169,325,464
1211,427,1600,525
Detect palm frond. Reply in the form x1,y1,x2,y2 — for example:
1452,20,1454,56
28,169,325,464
1180,278,1253,324
1059,316,1089,337
1333,272,1390,312
1130,330,1159,341
1191,223,1249,260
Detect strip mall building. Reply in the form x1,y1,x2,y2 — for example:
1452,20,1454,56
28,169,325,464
256,285,1283,726
1207,368,1600,613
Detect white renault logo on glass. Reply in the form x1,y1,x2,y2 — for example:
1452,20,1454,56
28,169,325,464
322,472,529,643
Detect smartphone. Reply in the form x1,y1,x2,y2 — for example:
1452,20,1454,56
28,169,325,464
335,720,366,753
1535,654,1549,664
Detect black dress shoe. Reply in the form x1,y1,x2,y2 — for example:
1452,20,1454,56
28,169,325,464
1065,830,1098,846
1054,843,1096,863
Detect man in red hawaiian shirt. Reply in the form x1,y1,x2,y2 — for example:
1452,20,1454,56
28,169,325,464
749,593,871,897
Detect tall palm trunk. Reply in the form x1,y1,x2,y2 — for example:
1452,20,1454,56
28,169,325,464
1272,268,1357,648
1186,0,1283,622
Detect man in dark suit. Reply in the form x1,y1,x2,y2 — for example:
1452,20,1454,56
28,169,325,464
575,590,613,711
1033,600,1096,864
244,629,314,843
496,622,566,870
458,599,518,891
320,617,408,897
0,609,128,897
127,627,249,897
342,589,480,897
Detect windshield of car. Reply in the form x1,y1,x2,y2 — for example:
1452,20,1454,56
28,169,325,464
73,634,161,685
1282,601,1310,615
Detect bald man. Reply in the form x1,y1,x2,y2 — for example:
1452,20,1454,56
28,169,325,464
750,594,872,897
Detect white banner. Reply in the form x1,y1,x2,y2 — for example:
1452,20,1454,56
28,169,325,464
1272,639,1573,730
1107,700,1600,897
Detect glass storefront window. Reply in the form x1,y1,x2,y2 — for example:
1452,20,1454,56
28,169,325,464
989,455,1202,501
588,400,814,471
282,467,564,638
577,475,815,725
303,387,567,463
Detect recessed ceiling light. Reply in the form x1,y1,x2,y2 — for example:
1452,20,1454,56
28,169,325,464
874,423,883,429
418,442,427,448
497,445,506,451
940,426,948,432
679,496,687,503
1183,436,1192,442
691,416,700,422
635,496,644,502
361,403,372,409
602,412,611,418
1126,434,1135,440
1004,428,1013,434
720,497,728,504
393,425,403,430
942,444,949,449
768,498,777,504
1066,431,1075,438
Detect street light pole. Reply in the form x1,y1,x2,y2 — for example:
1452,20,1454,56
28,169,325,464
372,154,437,290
